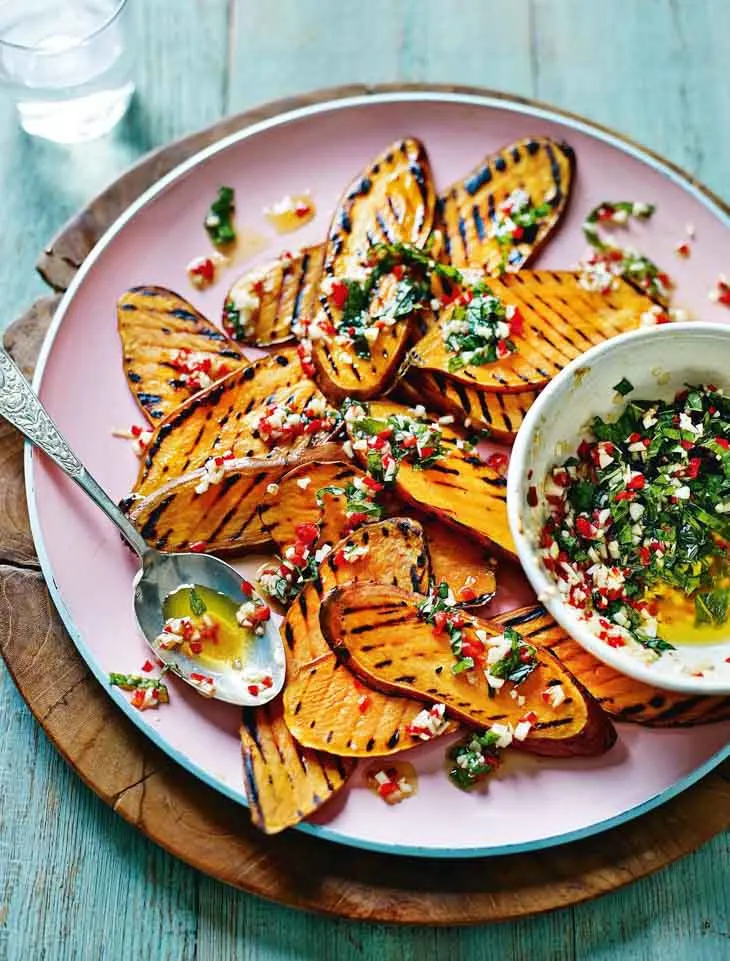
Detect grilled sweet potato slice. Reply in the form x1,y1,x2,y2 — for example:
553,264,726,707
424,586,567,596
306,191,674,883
134,349,334,496
409,271,657,392
497,606,730,727
311,138,437,401
320,583,617,757
282,518,441,757
419,516,497,607
117,286,247,423
347,400,515,557
257,460,367,550
400,370,539,442
125,444,344,554
223,245,325,346
240,698,355,835
439,137,574,272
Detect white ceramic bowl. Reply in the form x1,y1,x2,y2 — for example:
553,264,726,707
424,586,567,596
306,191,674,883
507,322,730,695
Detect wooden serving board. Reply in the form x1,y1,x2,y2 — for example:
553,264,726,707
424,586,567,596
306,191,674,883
2,84,729,925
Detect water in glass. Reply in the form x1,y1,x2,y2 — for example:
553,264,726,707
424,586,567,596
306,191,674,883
0,0,134,143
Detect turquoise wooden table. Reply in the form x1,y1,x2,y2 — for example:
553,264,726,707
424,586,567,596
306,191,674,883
1,1,729,956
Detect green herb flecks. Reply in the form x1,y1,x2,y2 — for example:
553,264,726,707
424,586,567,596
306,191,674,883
417,582,474,674
189,588,207,616
347,404,445,484
580,200,670,301
443,293,515,372
316,480,384,522
448,730,502,790
541,383,730,654
695,587,730,627
488,628,538,685
205,186,236,247
613,377,635,397
109,673,170,702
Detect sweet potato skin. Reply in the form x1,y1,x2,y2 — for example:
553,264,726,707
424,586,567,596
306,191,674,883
118,286,246,423
320,583,617,757
497,606,730,727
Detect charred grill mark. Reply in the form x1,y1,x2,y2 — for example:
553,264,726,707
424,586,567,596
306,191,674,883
291,251,310,325
464,162,492,196
348,176,372,199
207,475,251,541
168,308,198,322
544,143,563,207
387,731,400,749
526,139,540,155
374,658,393,669
119,303,137,311
472,205,486,241
511,146,521,162
128,371,141,383
376,211,396,242
394,675,416,684
284,622,295,650
137,391,162,408
351,614,406,634
139,495,174,540
534,717,573,730
494,155,507,172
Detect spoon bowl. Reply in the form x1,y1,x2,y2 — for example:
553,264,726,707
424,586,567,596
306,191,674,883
134,549,285,706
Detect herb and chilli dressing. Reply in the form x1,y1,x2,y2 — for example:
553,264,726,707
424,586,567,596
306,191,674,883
153,583,275,699
538,384,730,660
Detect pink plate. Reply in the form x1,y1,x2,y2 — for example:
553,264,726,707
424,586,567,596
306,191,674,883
27,91,730,857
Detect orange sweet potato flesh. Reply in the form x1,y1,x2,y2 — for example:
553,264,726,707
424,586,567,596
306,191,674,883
257,460,366,551
134,349,334,497
409,271,658,392
223,244,325,346
398,370,540,442
320,583,617,757
497,606,730,727
124,444,344,554
117,286,247,423
419,516,497,607
349,400,516,557
282,518,448,757
438,136,574,272
240,698,355,834
311,138,437,402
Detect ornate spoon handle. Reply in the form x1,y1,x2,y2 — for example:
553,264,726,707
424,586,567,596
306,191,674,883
0,348,148,557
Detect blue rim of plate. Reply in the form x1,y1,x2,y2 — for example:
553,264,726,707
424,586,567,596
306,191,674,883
25,89,730,860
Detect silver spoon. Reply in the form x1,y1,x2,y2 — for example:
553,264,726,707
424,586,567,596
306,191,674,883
0,347,285,707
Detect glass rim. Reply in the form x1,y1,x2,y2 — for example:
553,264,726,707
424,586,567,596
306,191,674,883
0,0,129,53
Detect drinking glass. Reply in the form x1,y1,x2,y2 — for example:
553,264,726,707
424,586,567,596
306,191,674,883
0,0,134,143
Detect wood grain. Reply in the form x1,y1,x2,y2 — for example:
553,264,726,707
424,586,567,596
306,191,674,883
1,83,730,930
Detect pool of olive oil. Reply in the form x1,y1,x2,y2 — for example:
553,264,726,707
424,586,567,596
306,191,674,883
163,585,253,669
651,584,730,646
